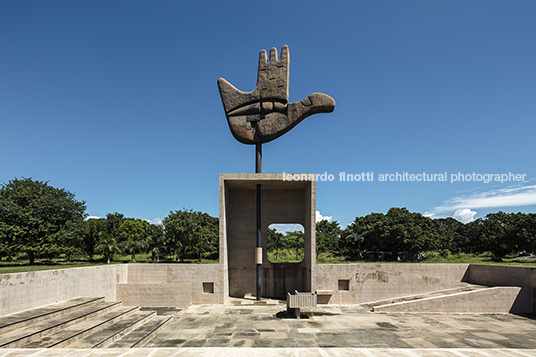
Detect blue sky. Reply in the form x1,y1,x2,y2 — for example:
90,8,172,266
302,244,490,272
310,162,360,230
1,1,536,227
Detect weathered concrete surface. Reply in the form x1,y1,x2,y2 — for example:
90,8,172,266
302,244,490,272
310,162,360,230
0,265,127,315
3,262,536,314
2,262,536,315
0,301,124,348
142,299,536,350
0,263,223,315
381,263,470,281
373,286,533,313
468,264,536,311
0,297,173,349
220,173,315,299
0,297,104,335
314,264,470,304
3,348,536,356
468,264,536,287
124,264,224,305
218,46,335,144
3,298,536,354
116,284,191,307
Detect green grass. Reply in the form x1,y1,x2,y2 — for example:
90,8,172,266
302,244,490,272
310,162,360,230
0,262,113,274
419,251,536,266
315,251,536,267
0,253,219,275
267,248,303,263
316,252,350,264
2,251,535,275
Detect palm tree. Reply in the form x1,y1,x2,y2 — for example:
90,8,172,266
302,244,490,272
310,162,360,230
146,224,166,262
96,232,120,264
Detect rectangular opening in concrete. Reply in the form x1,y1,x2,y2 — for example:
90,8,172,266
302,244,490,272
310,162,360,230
203,282,214,294
267,223,304,263
338,279,349,291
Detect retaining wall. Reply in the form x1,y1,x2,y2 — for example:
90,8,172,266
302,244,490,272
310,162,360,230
0,263,224,315
2,263,536,315
0,265,127,315
467,264,536,312
117,264,224,306
314,263,470,304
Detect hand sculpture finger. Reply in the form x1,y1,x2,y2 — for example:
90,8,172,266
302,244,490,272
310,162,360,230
257,46,288,105
278,45,289,65
259,46,288,66
269,47,277,62
259,49,267,67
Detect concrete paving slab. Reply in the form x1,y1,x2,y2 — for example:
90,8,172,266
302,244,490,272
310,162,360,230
139,299,536,350
1,348,536,357
2,297,536,355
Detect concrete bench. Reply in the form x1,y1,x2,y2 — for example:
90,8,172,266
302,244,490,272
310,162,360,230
287,291,317,318
315,290,334,304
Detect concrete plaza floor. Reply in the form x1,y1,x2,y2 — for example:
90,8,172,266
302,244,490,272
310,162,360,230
2,297,536,356
145,298,536,349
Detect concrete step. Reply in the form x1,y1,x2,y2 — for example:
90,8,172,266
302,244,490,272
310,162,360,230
0,301,122,348
21,305,140,348
0,297,105,335
372,286,532,313
62,310,156,348
105,315,174,348
364,284,490,312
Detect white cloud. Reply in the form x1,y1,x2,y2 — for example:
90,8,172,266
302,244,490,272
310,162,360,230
148,218,163,225
433,184,536,213
453,209,477,223
427,184,536,223
316,211,332,223
85,216,104,221
269,223,304,234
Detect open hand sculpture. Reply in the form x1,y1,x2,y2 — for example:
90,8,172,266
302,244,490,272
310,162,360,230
218,45,335,144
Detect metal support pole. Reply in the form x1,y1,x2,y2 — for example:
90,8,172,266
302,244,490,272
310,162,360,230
255,142,262,300
255,142,262,174
256,184,262,300
256,183,261,300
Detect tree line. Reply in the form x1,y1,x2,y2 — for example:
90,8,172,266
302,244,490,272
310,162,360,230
316,207,536,260
1,178,535,264
0,178,218,264
267,228,304,261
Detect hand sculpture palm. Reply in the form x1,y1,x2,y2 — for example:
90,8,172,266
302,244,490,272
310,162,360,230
218,45,335,144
